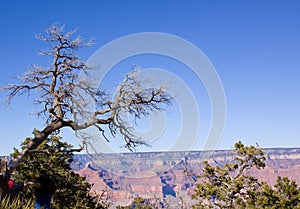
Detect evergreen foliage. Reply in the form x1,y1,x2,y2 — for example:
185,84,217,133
11,132,109,209
88,141,300,208
3,138,300,208
191,141,300,209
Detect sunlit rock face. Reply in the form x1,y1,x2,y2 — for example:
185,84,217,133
72,148,300,205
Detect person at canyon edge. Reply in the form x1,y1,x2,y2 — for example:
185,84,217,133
33,170,56,209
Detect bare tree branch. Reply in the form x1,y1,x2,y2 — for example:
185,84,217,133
27,146,84,154
1,23,173,174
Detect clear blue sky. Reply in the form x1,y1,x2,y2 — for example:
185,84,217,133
0,0,299,155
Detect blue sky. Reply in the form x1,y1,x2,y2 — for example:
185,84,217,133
0,0,299,155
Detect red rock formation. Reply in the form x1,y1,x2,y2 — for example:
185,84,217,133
73,148,300,205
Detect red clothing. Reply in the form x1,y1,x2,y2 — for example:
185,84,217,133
7,179,14,189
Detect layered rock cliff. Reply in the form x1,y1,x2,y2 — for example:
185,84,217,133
72,148,300,205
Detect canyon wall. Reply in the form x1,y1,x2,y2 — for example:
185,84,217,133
72,148,300,205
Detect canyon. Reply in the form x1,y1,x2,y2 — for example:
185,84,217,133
72,147,300,206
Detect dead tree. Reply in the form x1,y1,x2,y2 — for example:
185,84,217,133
2,24,172,175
